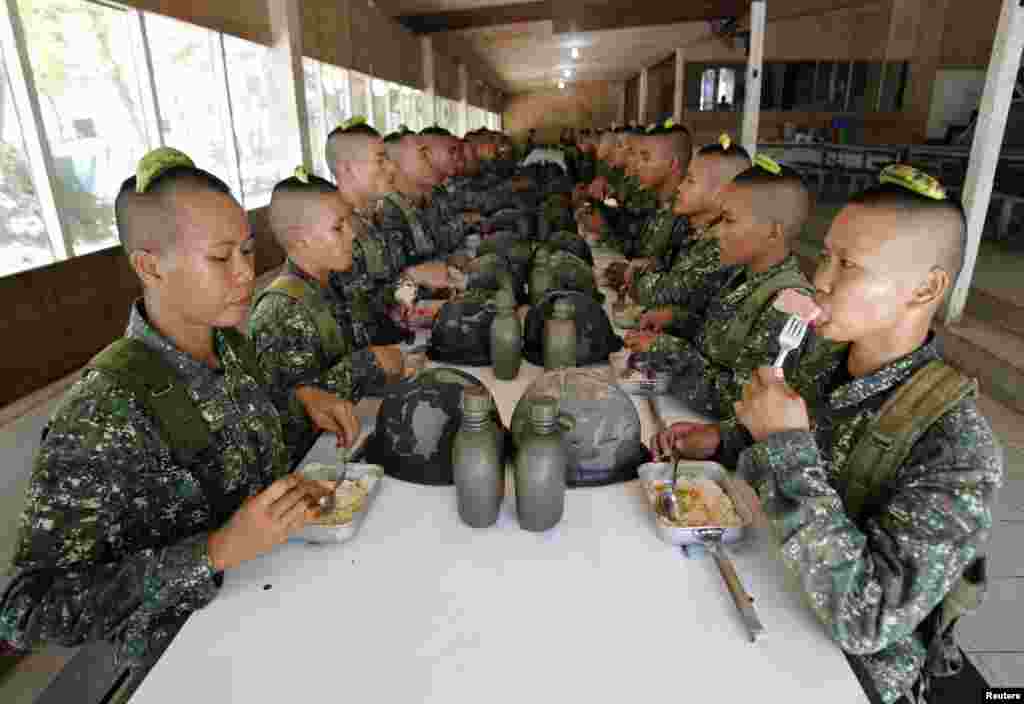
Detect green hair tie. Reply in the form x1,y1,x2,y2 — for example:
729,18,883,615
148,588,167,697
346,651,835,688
664,118,676,129
340,115,367,131
879,164,947,200
754,153,782,175
135,147,195,193
294,165,310,183
719,133,732,150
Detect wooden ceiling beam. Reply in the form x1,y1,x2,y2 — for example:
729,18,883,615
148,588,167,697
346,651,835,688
397,2,552,33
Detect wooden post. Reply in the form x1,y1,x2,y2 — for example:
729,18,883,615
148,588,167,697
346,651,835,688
673,48,685,123
638,68,649,125
741,0,766,157
422,36,436,126
458,63,469,137
267,0,312,169
617,82,625,126
945,0,1024,324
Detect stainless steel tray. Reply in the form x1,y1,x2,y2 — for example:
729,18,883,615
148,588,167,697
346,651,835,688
637,461,754,546
295,462,384,544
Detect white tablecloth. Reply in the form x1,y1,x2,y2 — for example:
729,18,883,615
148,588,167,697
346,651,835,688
128,257,869,704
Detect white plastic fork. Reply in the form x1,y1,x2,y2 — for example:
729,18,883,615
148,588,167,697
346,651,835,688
773,315,809,369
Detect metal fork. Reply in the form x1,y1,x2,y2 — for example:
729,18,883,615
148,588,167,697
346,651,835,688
773,315,809,369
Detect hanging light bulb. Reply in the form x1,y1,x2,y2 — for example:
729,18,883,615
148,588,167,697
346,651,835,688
558,80,566,90
562,68,571,78
571,47,580,60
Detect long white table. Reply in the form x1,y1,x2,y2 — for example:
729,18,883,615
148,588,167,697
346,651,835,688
128,256,870,704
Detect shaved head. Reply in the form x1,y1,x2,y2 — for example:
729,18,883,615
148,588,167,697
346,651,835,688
643,128,693,169
326,124,381,179
269,174,345,250
115,167,234,255
848,184,966,282
731,164,812,242
696,143,752,185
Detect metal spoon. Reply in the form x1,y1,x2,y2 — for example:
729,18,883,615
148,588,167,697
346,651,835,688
656,454,681,521
319,429,365,514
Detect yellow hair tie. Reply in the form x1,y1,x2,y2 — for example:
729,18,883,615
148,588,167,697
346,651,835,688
754,153,782,175
294,165,310,184
340,115,367,131
879,164,947,200
719,133,732,151
664,118,676,129
135,147,195,194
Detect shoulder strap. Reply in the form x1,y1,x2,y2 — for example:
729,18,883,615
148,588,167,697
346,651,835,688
386,193,434,256
85,339,213,466
842,359,977,522
840,359,982,683
218,327,265,388
717,269,810,367
255,274,348,363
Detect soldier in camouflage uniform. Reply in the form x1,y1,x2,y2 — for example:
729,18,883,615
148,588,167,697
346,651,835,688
325,122,453,341
248,171,402,460
631,140,753,337
627,161,815,419
0,150,332,698
652,171,1004,704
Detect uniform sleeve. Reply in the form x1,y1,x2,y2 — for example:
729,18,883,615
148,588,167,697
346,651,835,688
248,294,359,401
737,401,1002,656
650,301,804,419
0,379,218,659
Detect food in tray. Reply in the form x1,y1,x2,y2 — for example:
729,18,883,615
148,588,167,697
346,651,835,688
772,288,822,324
649,477,742,528
305,467,372,526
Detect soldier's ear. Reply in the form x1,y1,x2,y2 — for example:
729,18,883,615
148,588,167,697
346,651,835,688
130,249,164,288
913,267,949,306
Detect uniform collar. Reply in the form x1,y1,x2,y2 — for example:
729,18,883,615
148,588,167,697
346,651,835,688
126,300,233,386
829,334,940,410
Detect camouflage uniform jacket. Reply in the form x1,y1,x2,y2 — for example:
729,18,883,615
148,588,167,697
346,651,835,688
376,192,438,264
0,302,293,667
650,255,812,418
633,234,740,341
634,203,691,262
724,337,1003,704
249,259,387,458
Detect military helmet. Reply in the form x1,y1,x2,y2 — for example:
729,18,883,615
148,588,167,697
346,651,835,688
510,368,650,487
426,295,499,367
361,368,509,486
522,289,623,367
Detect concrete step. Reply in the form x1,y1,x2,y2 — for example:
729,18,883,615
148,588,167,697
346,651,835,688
937,315,1024,415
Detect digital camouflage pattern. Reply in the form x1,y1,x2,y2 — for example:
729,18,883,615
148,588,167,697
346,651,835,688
649,255,813,418
0,302,293,669
728,337,1003,704
633,234,740,342
633,204,691,262
249,260,387,457
378,192,437,263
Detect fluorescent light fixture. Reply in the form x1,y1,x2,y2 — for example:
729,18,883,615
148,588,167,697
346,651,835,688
571,47,580,60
